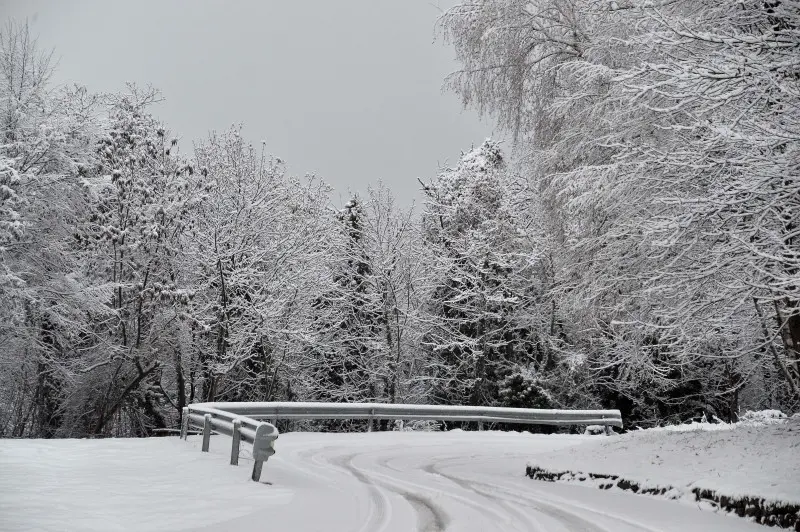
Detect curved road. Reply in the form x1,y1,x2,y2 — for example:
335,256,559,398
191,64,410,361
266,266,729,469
253,431,763,532
0,431,766,531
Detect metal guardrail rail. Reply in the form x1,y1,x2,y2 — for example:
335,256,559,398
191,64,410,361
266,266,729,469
182,402,622,482
201,402,624,428
181,405,278,481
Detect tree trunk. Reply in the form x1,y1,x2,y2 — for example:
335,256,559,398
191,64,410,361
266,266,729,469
93,361,160,435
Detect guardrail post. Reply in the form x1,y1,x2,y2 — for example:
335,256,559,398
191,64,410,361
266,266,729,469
180,407,189,439
368,408,374,432
601,413,612,435
202,414,212,452
252,460,264,482
230,419,241,466
477,421,483,431
250,423,277,482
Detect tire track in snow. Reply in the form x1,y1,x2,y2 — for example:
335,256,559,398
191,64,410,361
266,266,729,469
399,491,447,532
329,450,450,532
370,450,546,532
419,461,560,532
423,459,662,532
280,436,553,531
328,451,394,532
330,448,517,532
326,443,583,531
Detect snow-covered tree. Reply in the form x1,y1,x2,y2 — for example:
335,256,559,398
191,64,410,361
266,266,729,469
420,140,554,409
64,87,206,436
361,184,432,405
0,20,103,438
304,195,388,406
188,128,332,406
439,0,800,421
621,0,800,408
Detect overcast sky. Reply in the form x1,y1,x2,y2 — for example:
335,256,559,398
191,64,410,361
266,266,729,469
1,0,496,207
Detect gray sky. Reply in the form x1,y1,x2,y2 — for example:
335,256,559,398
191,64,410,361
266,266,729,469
2,0,495,207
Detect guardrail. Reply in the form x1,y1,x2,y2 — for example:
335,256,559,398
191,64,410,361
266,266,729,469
197,402,624,429
182,402,622,482
181,405,278,482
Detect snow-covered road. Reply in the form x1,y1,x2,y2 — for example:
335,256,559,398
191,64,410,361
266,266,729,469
0,431,765,531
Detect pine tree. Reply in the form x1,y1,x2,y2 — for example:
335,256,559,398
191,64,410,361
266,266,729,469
421,140,546,409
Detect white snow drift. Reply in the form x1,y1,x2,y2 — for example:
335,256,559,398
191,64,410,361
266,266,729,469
529,413,800,506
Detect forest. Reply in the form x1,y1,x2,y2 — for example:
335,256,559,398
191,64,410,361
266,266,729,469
1,0,798,438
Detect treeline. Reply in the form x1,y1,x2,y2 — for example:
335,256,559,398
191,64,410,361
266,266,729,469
1,0,799,438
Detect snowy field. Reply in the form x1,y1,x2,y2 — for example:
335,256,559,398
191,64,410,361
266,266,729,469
0,431,768,531
528,413,800,506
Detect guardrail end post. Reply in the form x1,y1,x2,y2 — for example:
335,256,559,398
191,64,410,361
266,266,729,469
252,460,264,482
202,413,212,452
180,407,189,440
230,419,241,466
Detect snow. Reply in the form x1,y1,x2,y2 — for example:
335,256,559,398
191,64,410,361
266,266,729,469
528,414,800,506
0,431,767,531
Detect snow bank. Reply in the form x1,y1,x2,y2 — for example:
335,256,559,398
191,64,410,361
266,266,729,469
0,437,294,531
526,412,800,528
